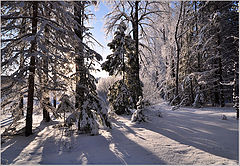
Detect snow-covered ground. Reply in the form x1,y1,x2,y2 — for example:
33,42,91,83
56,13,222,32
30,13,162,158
1,102,238,165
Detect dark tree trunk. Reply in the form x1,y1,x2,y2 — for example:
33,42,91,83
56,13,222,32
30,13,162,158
74,2,88,131
174,2,183,103
42,6,51,122
190,79,194,104
25,1,38,137
216,32,224,107
53,96,57,108
128,1,142,108
218,57,225,107
20,51,24,116
195,2,201,72
74,2,86,111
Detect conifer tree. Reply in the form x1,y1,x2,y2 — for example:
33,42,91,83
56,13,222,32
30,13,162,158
73,1,111,134
102,21,135,114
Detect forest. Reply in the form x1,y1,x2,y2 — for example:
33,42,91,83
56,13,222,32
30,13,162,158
1,1,239,165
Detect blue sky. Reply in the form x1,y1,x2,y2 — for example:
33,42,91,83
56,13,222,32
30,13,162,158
89,2,112,78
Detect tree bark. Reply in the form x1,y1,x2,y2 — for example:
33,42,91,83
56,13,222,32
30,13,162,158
53,95,57,108
195,1,201,72
25,1,38,137
128,1,142,108
174,2,183,102
74,2,86,110
42,5,51,122
20,44,24,116
74,2,89,131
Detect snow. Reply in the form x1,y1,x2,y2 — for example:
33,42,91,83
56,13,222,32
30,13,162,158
1,102,238,165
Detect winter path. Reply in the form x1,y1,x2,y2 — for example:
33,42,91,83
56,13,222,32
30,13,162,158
1,103,238,165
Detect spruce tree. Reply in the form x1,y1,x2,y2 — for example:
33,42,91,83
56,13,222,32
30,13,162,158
73,2,111,134
102,21,134,114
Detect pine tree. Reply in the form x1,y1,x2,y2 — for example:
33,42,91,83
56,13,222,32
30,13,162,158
102,21,135,114
102,21,128,78
73,2,111,134
195,1,238,107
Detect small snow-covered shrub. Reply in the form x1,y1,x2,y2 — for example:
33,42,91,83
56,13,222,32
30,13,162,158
131,109,145,122
77,93,112,135
131,96,146,123
78,108,99,135
56,94,75,123
57,94,74,114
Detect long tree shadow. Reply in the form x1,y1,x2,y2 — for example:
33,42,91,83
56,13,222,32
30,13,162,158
39,134,124,164
105,124,166,164
39,121,166,165
132,107,238,161
1,120,58,164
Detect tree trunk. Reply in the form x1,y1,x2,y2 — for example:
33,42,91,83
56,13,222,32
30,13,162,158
216,32,225,107
25,1,38,137
74,2,86,110
74,2,88,131
20,97,24,116
53,95,57,108
174,2,183,103
42,5,51,122
195,1,201,72
20,52,24,116
218,57,225,107
190,79,194,104
128,1,142,108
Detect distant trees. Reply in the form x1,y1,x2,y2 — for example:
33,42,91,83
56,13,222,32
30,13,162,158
197,1,238,107
138,1,238,109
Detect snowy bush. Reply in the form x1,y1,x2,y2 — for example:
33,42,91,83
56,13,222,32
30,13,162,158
76,91,112,135
78,100,99,135
131,96,146,123
57,95,74,114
